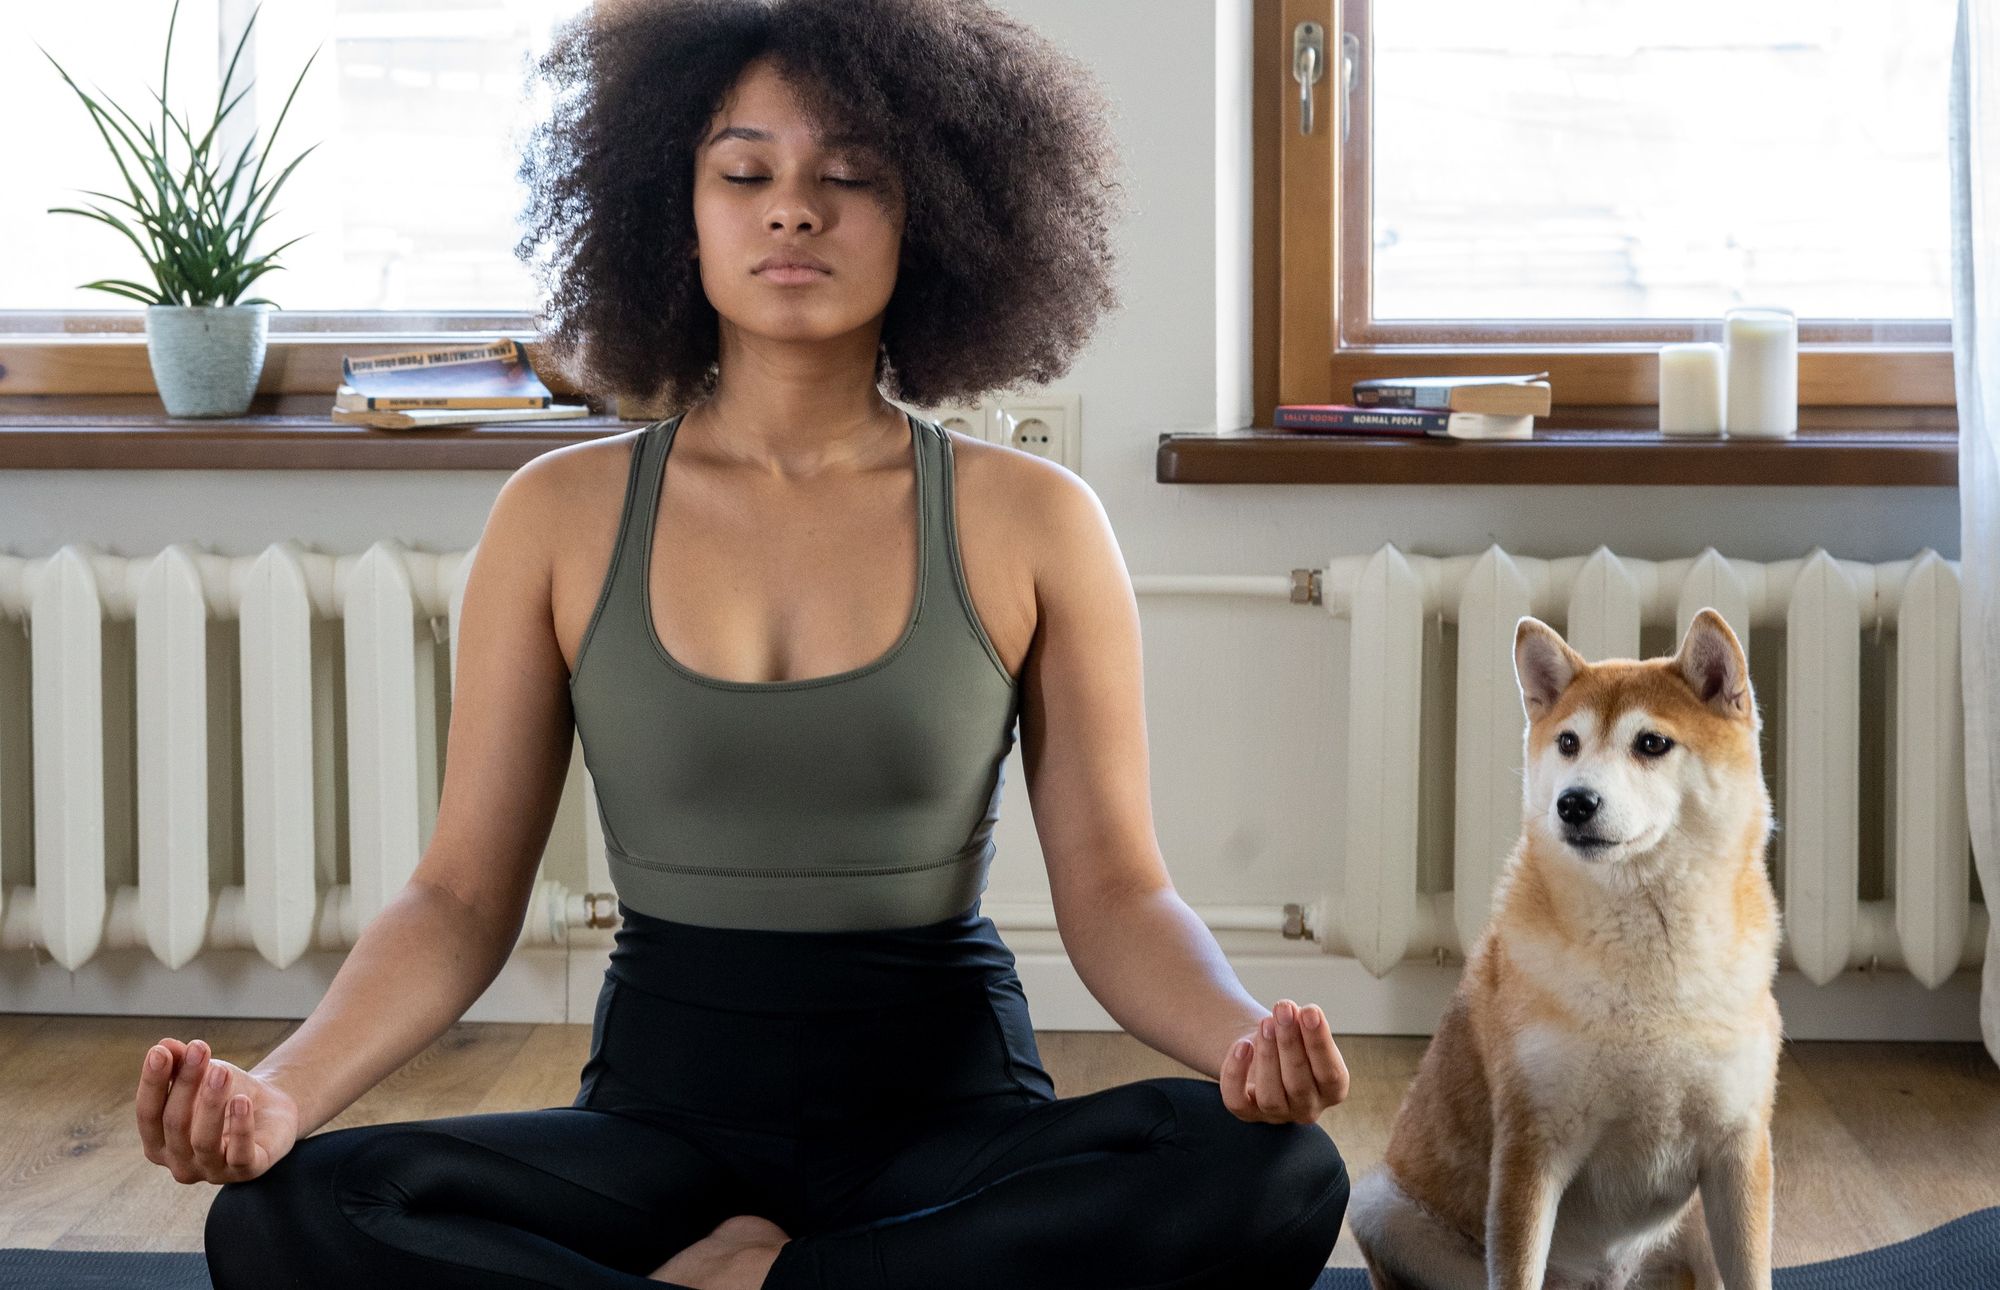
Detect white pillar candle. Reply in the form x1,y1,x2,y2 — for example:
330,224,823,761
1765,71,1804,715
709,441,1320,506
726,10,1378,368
1658,342,1724,436
1723,306,1798,438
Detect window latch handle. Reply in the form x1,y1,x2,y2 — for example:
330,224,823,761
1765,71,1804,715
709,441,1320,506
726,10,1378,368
1293,21,1325,136
1341,30,1360,144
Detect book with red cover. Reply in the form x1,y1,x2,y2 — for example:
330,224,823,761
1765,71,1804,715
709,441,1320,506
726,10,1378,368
1274,404,1447,435
1274,403,1536,440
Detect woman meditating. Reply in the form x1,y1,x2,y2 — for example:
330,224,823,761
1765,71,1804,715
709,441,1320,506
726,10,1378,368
145,1,1353,1285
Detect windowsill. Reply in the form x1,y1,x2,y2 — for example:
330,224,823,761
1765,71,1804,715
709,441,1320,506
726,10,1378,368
1158,405,1958,487
0,394,650,470
0,395,1958,484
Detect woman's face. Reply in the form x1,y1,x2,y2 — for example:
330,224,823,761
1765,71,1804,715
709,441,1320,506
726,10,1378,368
690,57,906,348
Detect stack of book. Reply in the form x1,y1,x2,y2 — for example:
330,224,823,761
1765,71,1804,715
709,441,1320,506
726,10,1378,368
331,339,591,429
1275,372,1552,439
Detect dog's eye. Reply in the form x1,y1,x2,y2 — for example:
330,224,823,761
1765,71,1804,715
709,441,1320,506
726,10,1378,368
1635,732,1674,758
1556,731,1579,756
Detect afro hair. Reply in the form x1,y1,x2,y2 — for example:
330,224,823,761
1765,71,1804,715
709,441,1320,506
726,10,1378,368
514,0,1130,413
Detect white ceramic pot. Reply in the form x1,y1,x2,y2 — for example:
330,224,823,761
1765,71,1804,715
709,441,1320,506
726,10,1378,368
143,304,272,417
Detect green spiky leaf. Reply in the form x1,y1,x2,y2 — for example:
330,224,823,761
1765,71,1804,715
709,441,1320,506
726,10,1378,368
39,0,321,308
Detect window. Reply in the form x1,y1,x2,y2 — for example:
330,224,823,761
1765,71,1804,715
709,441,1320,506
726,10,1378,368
6,0,592,394
1265,0,1957,414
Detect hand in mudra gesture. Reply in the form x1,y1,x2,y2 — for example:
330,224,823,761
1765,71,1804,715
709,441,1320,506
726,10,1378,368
137,1037,300,1185
1219,999,1350,1125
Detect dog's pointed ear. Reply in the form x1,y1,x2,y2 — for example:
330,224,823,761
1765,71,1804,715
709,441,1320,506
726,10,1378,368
1514,617,1583,721
1673,608,1753,719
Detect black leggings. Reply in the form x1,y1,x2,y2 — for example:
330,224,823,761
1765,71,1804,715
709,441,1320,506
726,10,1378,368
204,900,1350,1289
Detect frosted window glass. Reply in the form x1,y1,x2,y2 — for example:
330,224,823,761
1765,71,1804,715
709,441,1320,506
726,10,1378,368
1369,0,1956,324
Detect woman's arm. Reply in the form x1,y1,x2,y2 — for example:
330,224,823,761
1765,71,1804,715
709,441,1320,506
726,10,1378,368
250,447,588,1137
1012,460,1347,1115
249,880,523,1139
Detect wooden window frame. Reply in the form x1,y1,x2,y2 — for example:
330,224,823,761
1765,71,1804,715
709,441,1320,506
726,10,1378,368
1256,0,1957,425
0,312,614,405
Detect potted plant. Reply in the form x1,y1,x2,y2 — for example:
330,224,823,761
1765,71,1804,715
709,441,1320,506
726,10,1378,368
39,0,322,417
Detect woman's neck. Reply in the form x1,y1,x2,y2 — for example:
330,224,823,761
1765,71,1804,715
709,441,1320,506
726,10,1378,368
686,387,902,481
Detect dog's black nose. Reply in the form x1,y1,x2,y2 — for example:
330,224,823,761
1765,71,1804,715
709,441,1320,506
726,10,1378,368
1556,788,1600,824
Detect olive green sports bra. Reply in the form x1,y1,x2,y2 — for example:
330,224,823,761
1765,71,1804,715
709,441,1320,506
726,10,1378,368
566,409,1022,932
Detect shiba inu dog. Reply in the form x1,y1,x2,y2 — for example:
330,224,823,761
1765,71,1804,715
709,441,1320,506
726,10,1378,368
1347,608,1782,1290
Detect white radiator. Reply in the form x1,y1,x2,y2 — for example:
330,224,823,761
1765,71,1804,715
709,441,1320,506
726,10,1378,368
0,540,1982,1021
1305,543,1980,987
0,540,602,974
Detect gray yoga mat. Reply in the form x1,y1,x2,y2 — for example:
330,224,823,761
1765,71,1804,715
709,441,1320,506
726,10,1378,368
3,1207,1997,1289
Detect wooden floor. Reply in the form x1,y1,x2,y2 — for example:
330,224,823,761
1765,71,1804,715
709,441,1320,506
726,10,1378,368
4,1011,1999,1272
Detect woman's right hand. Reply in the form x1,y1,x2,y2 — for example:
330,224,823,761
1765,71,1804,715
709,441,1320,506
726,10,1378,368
137,1037,300,1184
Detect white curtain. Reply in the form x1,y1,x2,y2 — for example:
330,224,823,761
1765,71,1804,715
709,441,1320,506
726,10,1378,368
1950,0,2000,1068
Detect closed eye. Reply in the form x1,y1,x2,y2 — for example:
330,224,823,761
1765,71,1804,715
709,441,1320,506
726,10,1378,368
723,175,872,188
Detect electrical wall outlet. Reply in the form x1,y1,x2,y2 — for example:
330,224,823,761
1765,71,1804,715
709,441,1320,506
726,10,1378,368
902,393,1081,474
919,400,991,442
988,393,1081,474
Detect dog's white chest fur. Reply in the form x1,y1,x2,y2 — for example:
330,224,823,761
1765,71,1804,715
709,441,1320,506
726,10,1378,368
1507,931,1780,1271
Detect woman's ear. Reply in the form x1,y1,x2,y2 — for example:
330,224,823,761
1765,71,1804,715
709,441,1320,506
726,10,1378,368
1514,616,1584,721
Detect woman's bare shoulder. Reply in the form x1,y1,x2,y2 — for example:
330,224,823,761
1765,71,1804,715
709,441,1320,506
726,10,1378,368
941,424,1086,541
937,426,1066,678
939,423,1060,494
492,428,651,674
510,426,650,521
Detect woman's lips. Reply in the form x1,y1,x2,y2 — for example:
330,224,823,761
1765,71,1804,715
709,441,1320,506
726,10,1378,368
757,265,829,284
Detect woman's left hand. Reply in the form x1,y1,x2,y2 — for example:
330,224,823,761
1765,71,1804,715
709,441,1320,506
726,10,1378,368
1219,999,1350,1124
